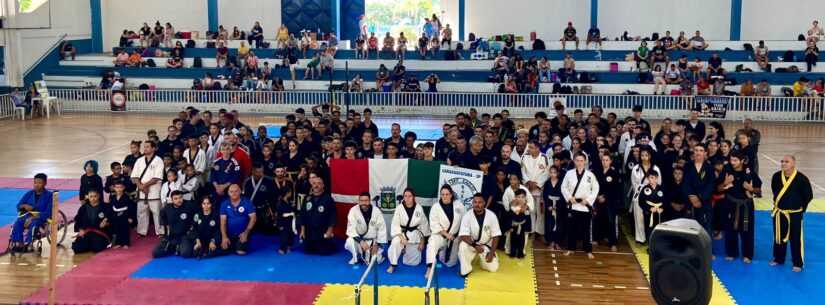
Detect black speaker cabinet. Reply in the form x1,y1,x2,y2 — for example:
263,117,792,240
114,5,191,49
649,218,712,305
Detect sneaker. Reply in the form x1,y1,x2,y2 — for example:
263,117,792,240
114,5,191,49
348,257,358,265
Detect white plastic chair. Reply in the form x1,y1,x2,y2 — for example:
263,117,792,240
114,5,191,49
32,81,61,119
14,106,26,120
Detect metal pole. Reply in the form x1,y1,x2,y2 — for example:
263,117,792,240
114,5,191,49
434,263,440,305
48,191,59,305
373,261,378,305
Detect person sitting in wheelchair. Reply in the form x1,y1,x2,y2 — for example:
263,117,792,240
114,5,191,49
10,173,54,252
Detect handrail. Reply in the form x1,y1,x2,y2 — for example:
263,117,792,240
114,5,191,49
354,254,379,305
424,263,440,305
24,33,68,79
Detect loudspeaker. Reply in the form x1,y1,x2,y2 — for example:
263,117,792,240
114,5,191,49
649,218,712,305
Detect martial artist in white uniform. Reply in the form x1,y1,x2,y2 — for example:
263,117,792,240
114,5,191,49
458,194,502,277
387,190,431,273
425,186,466,277
131,142,165,236
184,142,208,178
345,193,387,265
630,146,661,243
521,142,549,235
561,152,600,258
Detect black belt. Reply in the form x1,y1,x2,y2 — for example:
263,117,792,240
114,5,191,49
728,196,752,232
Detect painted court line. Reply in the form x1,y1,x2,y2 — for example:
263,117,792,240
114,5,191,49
534,248,634,255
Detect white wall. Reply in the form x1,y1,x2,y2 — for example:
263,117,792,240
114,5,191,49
741,0,825,40
1,0,91,86
218,0,281,34
465,0,590,42
100,0,207,50
598,0,730,40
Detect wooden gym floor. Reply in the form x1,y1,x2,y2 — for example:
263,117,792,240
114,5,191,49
0,112,824,305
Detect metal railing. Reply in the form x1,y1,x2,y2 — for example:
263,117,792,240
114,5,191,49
46,88,825,121
424,263,440,305
354,254,379,305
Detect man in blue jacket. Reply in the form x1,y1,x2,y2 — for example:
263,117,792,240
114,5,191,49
11,173,54,251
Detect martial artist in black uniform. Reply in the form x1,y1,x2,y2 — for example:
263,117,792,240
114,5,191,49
276,191,296,254
72,190,111,253
505,189,531,258
243,164,279,234
593,153,622,251
80,160,104,201
718,152,761,263
104,162,130,195
638,171,665,241
186,197,222,259
769,155,813,272
299,176,337,255
682,145,716,235
542,166,566,249
153,191,194,258
108,182,136,248
665,166,689,221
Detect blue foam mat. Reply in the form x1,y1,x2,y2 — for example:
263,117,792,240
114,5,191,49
711,211,825,305
0,189,79,226
131,235,466,289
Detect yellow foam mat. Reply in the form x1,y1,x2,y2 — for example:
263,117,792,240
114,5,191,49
314,245,538,305
626,235,737,305
755,198,825,212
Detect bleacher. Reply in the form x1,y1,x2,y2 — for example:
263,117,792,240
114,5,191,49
43,38,825,95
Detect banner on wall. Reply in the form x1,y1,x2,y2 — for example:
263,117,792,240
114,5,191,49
437,165,484,211
110,91,127,112
695,96,728,118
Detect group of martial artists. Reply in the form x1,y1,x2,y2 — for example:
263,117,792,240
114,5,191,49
11,103,814,274
345,185,501,277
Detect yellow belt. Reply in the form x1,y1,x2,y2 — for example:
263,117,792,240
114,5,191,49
646,201,664,228
771,208,803,244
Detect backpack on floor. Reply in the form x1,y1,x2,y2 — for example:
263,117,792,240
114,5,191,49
145,59,156,67
186,39,196,48
193,57,203,68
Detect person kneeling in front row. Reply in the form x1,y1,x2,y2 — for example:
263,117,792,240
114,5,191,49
345,192,387,265
220,184,257,255
153,190,193,258
73,190,112,254
458,193,501,277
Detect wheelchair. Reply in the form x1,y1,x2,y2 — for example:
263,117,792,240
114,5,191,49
6,209,69,256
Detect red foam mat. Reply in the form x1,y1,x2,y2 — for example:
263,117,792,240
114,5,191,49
0,177,80,190
21,234,324,305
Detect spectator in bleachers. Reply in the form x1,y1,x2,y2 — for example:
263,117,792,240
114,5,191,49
807,20,824,44
376,64,390,90
688,57,704,80
813,79,825,96
113,50,129,67
621,31,633,41
425,73,440,92
696,77,711,95
708,53,724,77
676,55,690,79
163,23,175,48
442,24,453,50
740,79,755,96
431,14,442,40
560,22,579,50
429,35,441,58
661,30,676,50
367,32,379,59
417,33,429,59
397,32,408,60
320,48,335,79
423,17,434,39
119,30,133,48
231,26,244,40
246,51,260,75
652,65,666,95
586,26,602,50
792,77,812,97
350,74,364,92
356,34,367,59
651,40,669,70
166,56,184,69
272,78,286,91
59,42,76,61
538,57,551,82
559,52,576,83
382,32,395,59
301,31,313,58
304,53,321,80
153,21,164,42
392,61,407,90
756,79,772,96
636,41,649,71
287,51,299,89
237,41,250,68
216,25,229,46
689,31,708,50
676,31,690,50
327,33,339,56
804,41,819,72
754,40,770,71
140,22,151,47
216,41,229,68
665,63,682,84
277,24,290,49
404,75,422,92
171,41,185,59
248,21,264,48
128,50,144,67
